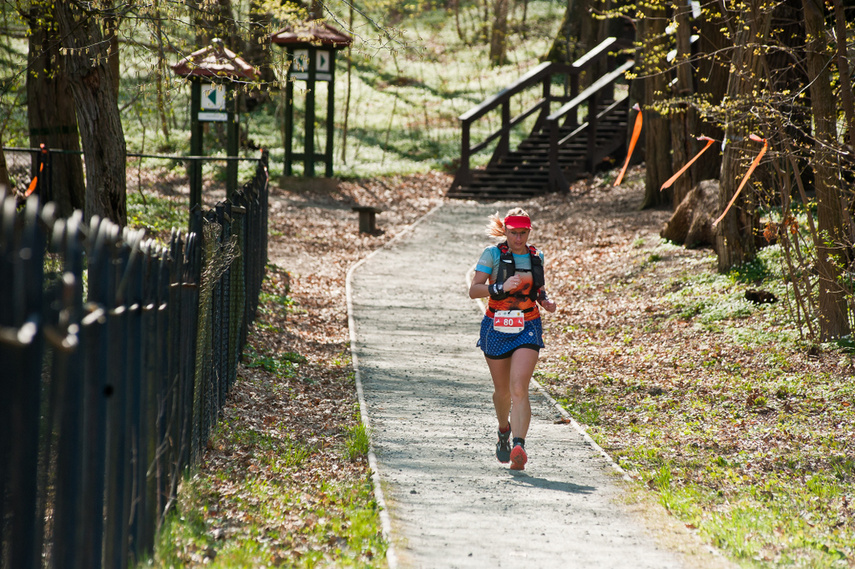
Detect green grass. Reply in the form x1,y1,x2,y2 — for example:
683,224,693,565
242,345,306,379
344,423,371,461
147,471,384,568
127,189,188,240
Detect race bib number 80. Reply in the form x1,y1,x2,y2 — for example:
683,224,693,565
493,310,524,333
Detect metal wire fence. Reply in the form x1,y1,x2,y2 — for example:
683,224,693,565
0,149,269,569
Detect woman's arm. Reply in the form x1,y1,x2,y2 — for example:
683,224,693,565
538,288,557,313
470,270,522,299
469,270,491,299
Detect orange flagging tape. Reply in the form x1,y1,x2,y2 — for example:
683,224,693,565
712,134,768,227
24,161,44,197
614,104,642,187
660,136,716,191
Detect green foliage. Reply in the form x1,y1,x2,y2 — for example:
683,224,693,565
127,189,187,241
344,423,371,461
242,345,306,379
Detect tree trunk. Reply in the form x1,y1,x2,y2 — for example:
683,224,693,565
489,0,510,66
189,0,239,48
832,0,855,247
833,0,855,152
103,12,120,99
247,0,276,86
639,1,671,208
763,0,809,197
452,0,467,43
545,0,579,64
803,0,851,340
26,2,85,218
341,1,354,163
55,1,127,225
693,5,728,182
669,0,701,208
715,2,768,271
153,0,171,142
544,0,610,85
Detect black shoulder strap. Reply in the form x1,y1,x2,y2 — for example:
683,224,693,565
528,245,544,300
494,242,514,300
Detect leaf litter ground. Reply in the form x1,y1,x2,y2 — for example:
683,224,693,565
153,167,854,568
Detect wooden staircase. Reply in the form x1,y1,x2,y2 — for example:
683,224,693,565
448,38,634,201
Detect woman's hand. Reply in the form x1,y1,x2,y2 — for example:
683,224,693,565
502,274,522,293
538,288,556,313
541,298,557,313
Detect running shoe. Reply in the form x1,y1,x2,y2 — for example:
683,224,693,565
509,442,527,470
496,428,512,463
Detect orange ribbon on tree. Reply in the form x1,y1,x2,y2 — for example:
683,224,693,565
712,134,768,227
24,144,47,198
660,136,716,191
613,104,642,187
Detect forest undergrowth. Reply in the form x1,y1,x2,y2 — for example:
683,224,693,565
529,171,855,569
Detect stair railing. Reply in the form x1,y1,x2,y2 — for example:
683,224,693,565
546,58,635,192
451,37,623,193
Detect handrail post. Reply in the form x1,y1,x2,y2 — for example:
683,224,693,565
566,73,579,129
492,101,511,166
548,117,559,192
452,120,472,190
540,72,551,127
586,90,599,174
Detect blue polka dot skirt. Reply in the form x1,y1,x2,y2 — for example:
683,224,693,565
477,315,544,357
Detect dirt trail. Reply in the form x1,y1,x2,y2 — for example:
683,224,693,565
347,201,733,568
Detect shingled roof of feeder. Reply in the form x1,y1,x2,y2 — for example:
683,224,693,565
271,21,352,48
172,39,259,80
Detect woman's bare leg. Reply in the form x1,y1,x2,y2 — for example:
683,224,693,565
507,348,539,439
485,356,512,430
486,348,539,436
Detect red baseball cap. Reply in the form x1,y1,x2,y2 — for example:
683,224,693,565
504,215,531,229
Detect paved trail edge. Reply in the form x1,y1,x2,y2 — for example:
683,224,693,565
346,202,445,569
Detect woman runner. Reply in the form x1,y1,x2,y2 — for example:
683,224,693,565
468,208,557,470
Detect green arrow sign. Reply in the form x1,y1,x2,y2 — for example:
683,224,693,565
317,50,331,73
200,84,226,111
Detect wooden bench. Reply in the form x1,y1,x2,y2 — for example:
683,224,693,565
352,205,382,233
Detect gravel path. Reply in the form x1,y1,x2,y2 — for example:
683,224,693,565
347,202,727,568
